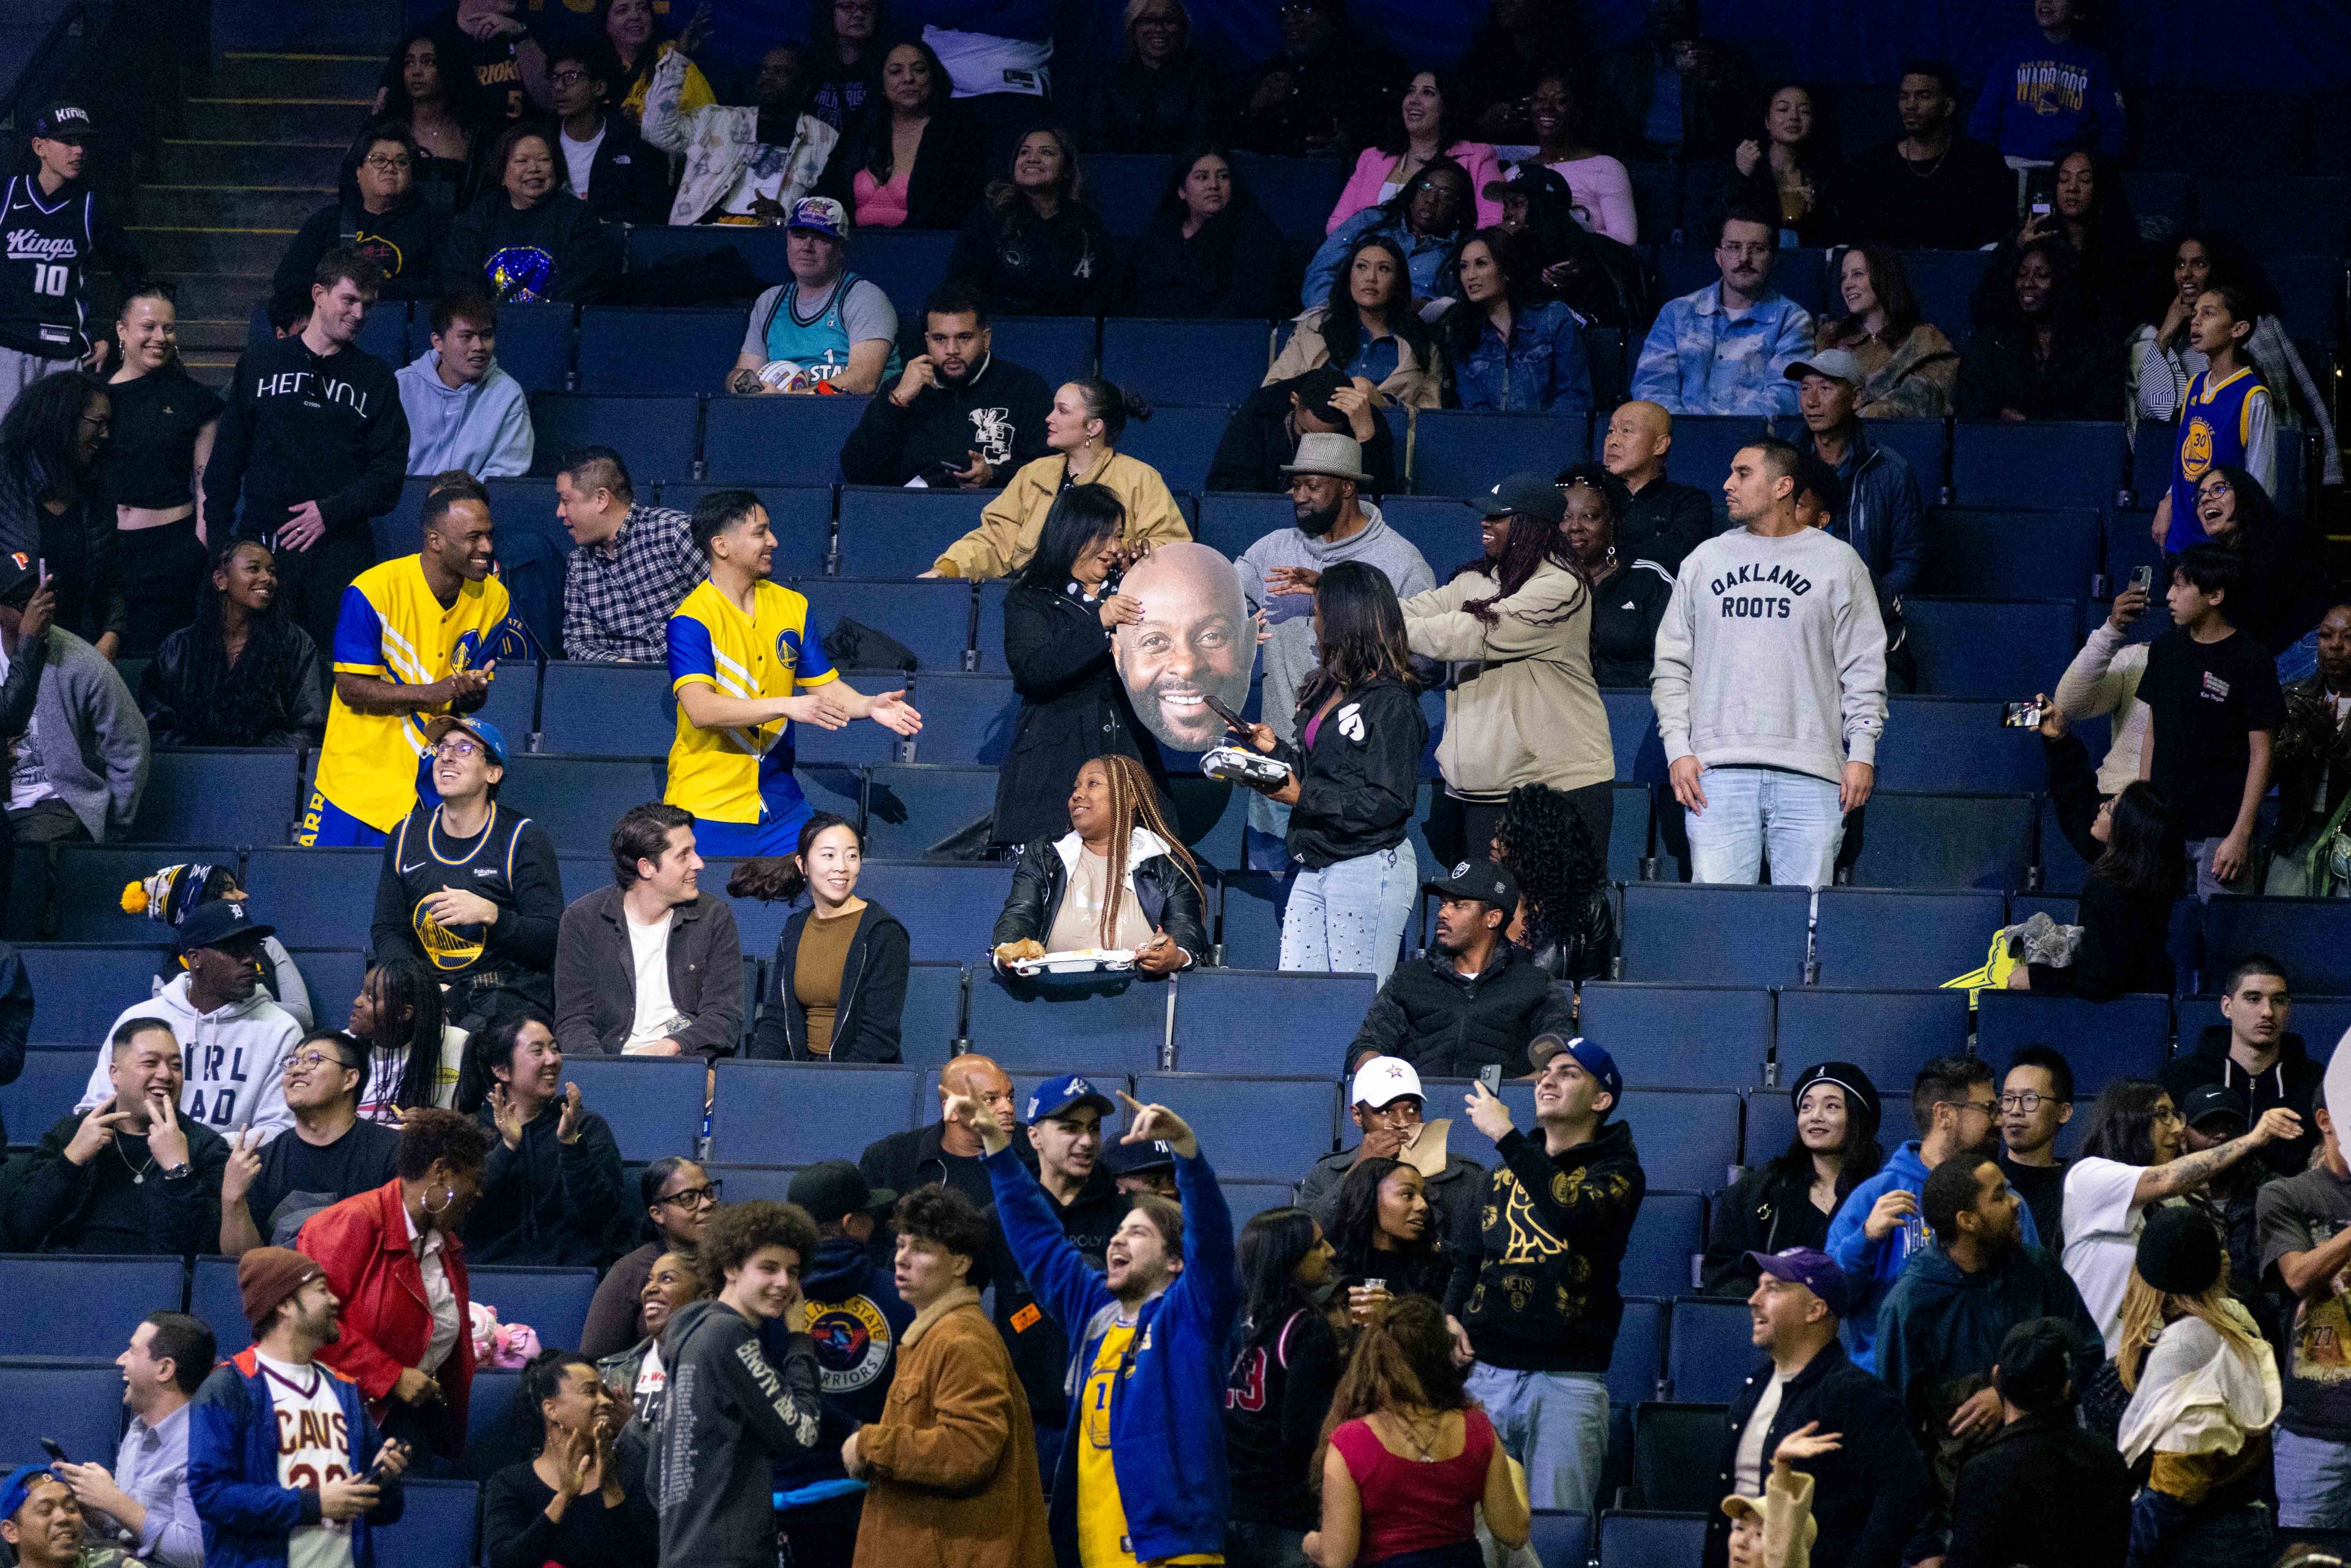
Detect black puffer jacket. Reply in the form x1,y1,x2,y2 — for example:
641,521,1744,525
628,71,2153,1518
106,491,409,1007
990,829,1207,966
991,584,1169,846
1273,677,1425,869
1344,942,1573,1077
749,899,910,1063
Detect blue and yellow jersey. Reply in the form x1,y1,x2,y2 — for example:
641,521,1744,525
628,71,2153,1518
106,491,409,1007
318,556,512,832
664,577,838,826
2168,364,2270,551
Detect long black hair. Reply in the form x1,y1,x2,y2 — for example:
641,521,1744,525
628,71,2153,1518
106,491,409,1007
1318,234,1432,372
2001,238,2092,335
809,0,893,75
2093,781,2180,899
847,37,953,183
1235,1205,1322,1335
1452,501,1588,626
1770,1076,1886,1196
456,1007,560,1115
985,124,1087,223
1299,561,1416,715
1373,67,1469,156
1444,225,1539,364
170,538,315,747
0,368,105,500
1155,137,1257,222
378,25,489,129
726,811,864,903
1015,482,1128,593
2141,225,2278,334
359,956,450,1116
2080,1079,2172,1168
1491,779,1605,947
1327,1156,1442,1283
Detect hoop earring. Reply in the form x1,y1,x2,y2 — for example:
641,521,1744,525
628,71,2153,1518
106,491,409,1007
422,1182,454,1217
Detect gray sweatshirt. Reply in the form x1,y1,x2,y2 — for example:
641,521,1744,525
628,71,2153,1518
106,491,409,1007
1651,524,1887,784
648,1299,822,1568
0,626,148,839
1234,505,1437,745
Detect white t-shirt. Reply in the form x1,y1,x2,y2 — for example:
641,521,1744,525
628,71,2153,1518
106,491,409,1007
1733,1372,1787,1496
2062,1157,2157,1354
719,141,793,217
621,910,680,1054
253,1350,357,1568
402,1203,461,1375
561,121,605,198
631,1338,667,1425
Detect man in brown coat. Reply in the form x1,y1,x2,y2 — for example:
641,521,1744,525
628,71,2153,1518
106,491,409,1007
842,1185,1051,1568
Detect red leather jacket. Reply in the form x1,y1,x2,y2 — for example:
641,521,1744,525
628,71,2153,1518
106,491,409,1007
296,1179,475,1455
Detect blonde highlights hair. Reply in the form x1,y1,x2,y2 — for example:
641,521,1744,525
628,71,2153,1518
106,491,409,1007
2115,1265,2263,1392
1084,754,1199,946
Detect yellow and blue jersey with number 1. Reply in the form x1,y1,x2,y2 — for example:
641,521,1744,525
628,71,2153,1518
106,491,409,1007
664,577,838,855
309,556,511,841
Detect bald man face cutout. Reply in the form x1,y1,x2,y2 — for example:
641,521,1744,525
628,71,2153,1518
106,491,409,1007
1114,541,1256,751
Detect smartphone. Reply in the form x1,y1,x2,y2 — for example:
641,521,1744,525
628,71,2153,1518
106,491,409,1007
2130,564,2154,595
39,1438,70,1465
2000,700,2045,729
1200,692,1248,732
1478,1064,1503,1093
2023,168,2057,219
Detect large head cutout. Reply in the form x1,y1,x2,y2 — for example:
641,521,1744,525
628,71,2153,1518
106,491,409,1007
1113,541,1256,752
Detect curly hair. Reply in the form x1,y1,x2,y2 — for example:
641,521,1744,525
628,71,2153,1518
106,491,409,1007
394,1106,491,1181
1491,782,1604,950
893,1185,992,1263
699,1199,821,1286
1314,1294,1469,1485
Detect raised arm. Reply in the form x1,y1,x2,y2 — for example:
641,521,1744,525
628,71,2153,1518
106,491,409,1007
2134,1106,2301,1204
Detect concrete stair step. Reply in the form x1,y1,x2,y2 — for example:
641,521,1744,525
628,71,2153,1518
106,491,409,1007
181,99,372,143
169,274,271,320
212,52,384,101
137,185,328,229
177,318,252,351
180,355,239,389
129,227,292,272
154,141,347,186
216,0,402,55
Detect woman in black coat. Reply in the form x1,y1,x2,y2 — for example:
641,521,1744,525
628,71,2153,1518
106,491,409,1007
814,39,988,231
442,123,619,304
947,126,1114,317
1124,140,1290,319
992,484,1169,847
735,814,910,1062
1702,1061,1883,1295
991,753,1206,974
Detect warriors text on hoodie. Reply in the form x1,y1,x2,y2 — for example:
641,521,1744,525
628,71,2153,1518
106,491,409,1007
77,973,301,1141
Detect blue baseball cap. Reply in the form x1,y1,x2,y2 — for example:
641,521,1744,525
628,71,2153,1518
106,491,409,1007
1528,1033,1622,1105
0,1462,55,1526
444,716,510,766
1026,1073,1117,1123
1744,1245,1851,1318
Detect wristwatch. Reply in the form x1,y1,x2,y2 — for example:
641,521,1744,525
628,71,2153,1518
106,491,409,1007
159,1163,193,1182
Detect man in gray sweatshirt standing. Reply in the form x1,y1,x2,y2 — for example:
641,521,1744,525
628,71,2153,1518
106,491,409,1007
1651,436,1885,887
1232,433,1435,867
0,553,146,842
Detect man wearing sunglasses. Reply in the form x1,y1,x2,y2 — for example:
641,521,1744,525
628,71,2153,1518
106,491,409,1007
219,1029,400,1256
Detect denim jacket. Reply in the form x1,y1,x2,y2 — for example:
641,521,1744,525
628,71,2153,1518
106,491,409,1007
1452,299,1594,413
1300,208,1460,310
1629,282,1813,416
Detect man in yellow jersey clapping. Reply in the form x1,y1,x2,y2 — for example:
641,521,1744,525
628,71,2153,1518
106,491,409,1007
301,470,507,848
666,490,920,856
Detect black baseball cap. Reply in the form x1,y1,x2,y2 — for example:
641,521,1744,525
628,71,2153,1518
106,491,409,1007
1423,858,1520,913
1483,162,1572,203
786,1160,895,1223
0,551,36,606
34,103,95,141
1480,472,1567,525
1102,1138,1177,1179
2180,1082,2249,1131
178,898,274,955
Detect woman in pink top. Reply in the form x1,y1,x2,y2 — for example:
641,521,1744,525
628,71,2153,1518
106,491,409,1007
816,37,987,230
1326,70,1502,236
1529,72,1637,244
1307,1297,1531,1568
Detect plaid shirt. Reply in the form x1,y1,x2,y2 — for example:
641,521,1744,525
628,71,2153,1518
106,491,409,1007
561,502,707,661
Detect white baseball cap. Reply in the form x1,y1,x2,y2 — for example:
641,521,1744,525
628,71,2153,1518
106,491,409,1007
1350,1056,1424,1110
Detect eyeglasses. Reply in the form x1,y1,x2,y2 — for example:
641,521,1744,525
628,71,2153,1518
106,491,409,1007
1998,1091,2061,1114
549,69,593,86
362,154,413,171
433,739,482,762
287,1050,356,1074
656,1184,720,1209
1940,1098,1998,1117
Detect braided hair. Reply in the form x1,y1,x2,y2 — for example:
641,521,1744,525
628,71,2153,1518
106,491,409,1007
1086,754,1199,947
173,538,315,746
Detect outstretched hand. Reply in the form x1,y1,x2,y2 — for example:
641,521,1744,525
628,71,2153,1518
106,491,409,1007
1772,1420,1841,1471
1115,1090,1196,1158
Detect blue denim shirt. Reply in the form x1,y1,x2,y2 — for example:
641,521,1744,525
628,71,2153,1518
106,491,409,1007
1453,299,1594,413
1300,208,1460,312
1629,282,1814,416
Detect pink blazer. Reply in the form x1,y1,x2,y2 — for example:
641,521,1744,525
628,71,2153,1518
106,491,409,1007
1325,141,1504,234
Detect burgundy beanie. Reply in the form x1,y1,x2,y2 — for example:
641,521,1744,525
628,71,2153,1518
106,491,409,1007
239,1247,325,1331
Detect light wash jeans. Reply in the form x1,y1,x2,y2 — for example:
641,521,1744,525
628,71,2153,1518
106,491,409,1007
1464,1364,1608,1512
2274,1427,2351,1529
1281,841,1417,986
1684,765,1845,888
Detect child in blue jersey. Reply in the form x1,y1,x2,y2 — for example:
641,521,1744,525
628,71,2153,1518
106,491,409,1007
664,489,921,856
725,197,900,396
2153,283,2274,555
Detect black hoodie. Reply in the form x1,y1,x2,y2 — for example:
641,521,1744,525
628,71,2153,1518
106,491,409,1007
777,1233,914,1489
272,192,448,302
947,198,1113,318
203,334,408,541
441,188,619,304
2160,1023,2323,1177
1445,1118,1645,1373
837,351,1054,487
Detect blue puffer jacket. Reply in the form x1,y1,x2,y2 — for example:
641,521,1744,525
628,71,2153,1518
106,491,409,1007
988,1142,1238,1564
189,1346,403,1568
1824,1140,2041,1371
1452,299,1594,413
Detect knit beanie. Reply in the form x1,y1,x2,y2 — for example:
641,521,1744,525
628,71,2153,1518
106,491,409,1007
2134,1204,2222,1297
119,862,223,923
240,1247,326,1332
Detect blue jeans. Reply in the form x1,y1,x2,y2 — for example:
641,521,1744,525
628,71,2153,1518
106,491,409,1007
2126,1490,2272,1568
1281,842,1417,986
1683,765,1844,887
2275,1428,2351,1529
1464,1364,1608,1512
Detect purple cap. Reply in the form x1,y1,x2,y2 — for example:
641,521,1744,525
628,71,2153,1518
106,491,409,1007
1744,1246,1849,1317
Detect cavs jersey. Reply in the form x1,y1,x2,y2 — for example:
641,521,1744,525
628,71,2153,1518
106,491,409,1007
664,577,839,851
2167,364,2271,552
314,555,511,835
0,174,140,359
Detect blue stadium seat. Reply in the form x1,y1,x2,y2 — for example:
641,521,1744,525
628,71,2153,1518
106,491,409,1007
0,1359,124,1466
1102,319,1273,407
484,302,572,392
854,861,1010,962
623,224,789,277
1666,1296,1757,1403
499,756,666,853
0,1256,186,1356
535,661,677,755
1921,507,2100,598
1169,775,1248,870
0,1054,94,1145
839,229,959,318
357,301,407,362
1574,983,1769,1089
2122,170,2192,227
795,579,975,670
463,1368,525,1478
703,397,871,482
1659,416,1777,524
1408,410,1591,499
1608,783,1655,880
1625,1191,1702,1298
1948,421,2126,509
576,307,746,394
1742,1089,1793,1168
2192,175,2351,265
973,580,1011,673
906,672,1019,766
1625,160,1679,241
1857,416,1951,501
834,487,989,579
526,394,700,483
1376,495,1480,566
1223,1180,1302,1226
1618,883,1809,987
708,1062,921,1164
1975,992,2172,1101
1610,1297,1665,1408
191,1255,251,1352
1601,691,1670,785
652,486,834,577
1191,493,1296,560
2270,254,2344,351
2202,899,2351,994
894,962,969,1065
967,969,1170,1074
1133,1074,1338,1180
552,1059,708,1164
473,653,540,737
1118,404,1234,493
5,844,46,942
1586,326,1629,407
1632,1401,1729,1512
1889,252,1983,343
1904,599,2080,699
1616,1089,1741,1191
1774,988,1970,1093
1871,697,2049,794
1231,156,1346,245
21,945,171,1043
374,1479,479,1568
238,850,381,950
2128,420,2176,508
1529,1511,1594,1568
1218,874,1283,970
468,1266,598,1351
988,317,1098,382
863,765,997,857
1812,889,2005,986
1843,792,2035,890
705,1165,800,1203
130,749,303,846
1171,969,1376,1075
52,845,247,942
2175,996,2350,1065
1082,154,1168,237
290,948,369,1035
1599,1510,1710,1566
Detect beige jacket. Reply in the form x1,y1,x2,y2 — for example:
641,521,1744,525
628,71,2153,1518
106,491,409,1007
931,449,1188,580
1403,559,1613,800
1264,307,1442,410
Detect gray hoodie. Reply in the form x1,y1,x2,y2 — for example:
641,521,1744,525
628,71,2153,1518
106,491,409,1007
648,1299,822,1568
0,626,148,840
1651,524,1887,785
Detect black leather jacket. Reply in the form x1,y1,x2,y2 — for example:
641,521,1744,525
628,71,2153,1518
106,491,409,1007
990,831,1207,967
